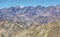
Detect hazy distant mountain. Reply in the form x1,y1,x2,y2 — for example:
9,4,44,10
0,5,60,24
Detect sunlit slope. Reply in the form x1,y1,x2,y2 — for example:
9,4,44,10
0,21,60,37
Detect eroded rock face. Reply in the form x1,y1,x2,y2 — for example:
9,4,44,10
0,21,60,37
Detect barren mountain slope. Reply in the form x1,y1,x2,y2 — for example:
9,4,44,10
0,21,60,37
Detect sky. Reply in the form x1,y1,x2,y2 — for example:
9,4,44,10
0,0,60,8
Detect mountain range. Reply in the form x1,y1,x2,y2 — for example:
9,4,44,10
0,5,60,37
0,5,60,24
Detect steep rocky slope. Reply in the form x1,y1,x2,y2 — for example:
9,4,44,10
0,21,60,37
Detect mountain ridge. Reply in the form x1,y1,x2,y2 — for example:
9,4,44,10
0,5,60,24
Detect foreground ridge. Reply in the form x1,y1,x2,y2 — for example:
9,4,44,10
0,21,60,37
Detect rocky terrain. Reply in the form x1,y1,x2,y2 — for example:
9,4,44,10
0,5,60,37
0,21,60,37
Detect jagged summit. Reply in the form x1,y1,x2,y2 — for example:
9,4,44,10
0,5,60,24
